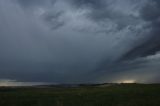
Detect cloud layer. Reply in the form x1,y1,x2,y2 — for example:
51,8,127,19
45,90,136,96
0,0,160,83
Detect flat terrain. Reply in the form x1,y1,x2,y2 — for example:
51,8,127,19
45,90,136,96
0,84,160,106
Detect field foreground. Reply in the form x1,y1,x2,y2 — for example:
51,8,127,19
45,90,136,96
0,84,160,106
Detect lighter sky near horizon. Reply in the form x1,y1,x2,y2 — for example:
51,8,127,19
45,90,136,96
0,0,160,85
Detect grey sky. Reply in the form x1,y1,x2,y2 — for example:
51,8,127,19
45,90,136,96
0,0,160,84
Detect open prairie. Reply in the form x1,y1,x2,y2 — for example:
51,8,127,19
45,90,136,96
0,84,160,106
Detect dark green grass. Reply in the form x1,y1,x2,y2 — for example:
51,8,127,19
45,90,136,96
0,84,160,106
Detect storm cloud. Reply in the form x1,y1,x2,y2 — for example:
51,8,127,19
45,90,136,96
0,0,160,84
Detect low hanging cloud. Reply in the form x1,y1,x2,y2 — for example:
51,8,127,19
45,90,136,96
0,0,160,84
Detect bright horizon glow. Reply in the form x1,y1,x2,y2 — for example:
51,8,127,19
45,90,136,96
117,80,136,84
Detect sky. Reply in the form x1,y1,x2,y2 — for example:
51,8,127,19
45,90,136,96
0,0,160,85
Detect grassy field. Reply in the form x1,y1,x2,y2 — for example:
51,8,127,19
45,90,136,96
0,84,160,106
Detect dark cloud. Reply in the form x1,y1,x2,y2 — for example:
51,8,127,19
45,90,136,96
17,0,45,7
121,0,160,60
17,0,56,7
70,0,106,10
140,0,160,21
42,11,65,30
0,0,160,84
70,0,141,32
